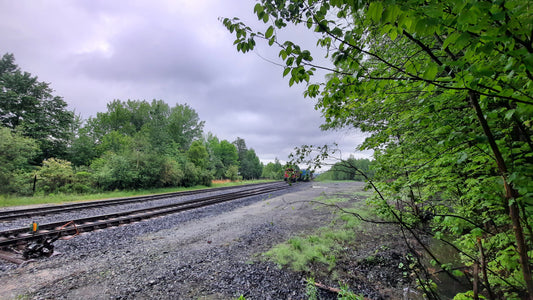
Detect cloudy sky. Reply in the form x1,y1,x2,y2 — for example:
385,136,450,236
0,0,371,166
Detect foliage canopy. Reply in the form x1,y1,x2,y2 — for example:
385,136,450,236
0,54,269,195
223,0,533,298
0,53,75,160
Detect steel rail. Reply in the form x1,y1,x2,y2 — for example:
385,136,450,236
0,181,282,222
0,182,290,248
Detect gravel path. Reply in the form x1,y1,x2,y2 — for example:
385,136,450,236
0,182,366,299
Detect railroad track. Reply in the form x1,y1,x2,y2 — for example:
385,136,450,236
0,182,291,263
0,181,280,222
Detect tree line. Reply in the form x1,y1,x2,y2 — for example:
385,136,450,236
0,53,284,196
224,0,533,298
316,157,374,181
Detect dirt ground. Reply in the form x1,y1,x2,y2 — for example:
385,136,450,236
0,181,418,299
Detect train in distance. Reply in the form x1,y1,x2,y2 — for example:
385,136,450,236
283,168,312,182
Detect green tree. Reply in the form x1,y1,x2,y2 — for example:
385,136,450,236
68,128,100,166
262,158,284,180
233,137,248,162
87,99,204,155
328,158,374,181
0,126,39,194
82,99,208,190
142,100,172,153
168,103,205,151
204,133,226,179
224,1,533,298
0,53,75,160
181,161,200,187
225,165,241,182
91,153,139,190
232,138,263,179
187,140,209,169
98,130,133,154
242,149,263,180
216,140,239,176
89,99,152,137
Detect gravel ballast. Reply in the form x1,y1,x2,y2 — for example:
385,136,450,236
0,181,394,299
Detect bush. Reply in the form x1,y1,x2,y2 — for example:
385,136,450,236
225,165,241,181
70,171,95,193
0,127,40,194
198,169,213,187
160,158,184,187
181,162,200,187
91,153,139,190
11,170,37,196
36,158,74,194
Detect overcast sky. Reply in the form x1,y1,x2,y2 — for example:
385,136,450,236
0,0,372,167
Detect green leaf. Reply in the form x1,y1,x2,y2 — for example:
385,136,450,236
368,2,383,23
283,67,291,77
253,3,263,14
388,28,398,41
452,270,464,277
279,49,287,60
423,64,439,80
454,32,472,50
504,109,515,120
306,17,313,29
286,56,294,66
442,31,461,49
471,228,483,238
265,26,274,39
382,5,400,23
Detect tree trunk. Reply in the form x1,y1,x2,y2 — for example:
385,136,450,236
469,92,533,299
473,261,479,300
477,238,494,300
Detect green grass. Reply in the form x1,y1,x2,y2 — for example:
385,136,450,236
264,187,374,275
352,190,373,197
265,227,355,273
265,214,362,273
0,179,275,208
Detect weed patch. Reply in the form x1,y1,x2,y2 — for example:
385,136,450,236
264,192,365,275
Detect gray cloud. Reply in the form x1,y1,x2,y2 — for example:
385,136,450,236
0,0,372,166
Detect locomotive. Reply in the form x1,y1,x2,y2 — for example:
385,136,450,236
284,168,311,182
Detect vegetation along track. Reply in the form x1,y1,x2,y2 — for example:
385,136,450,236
0,182,290,261
0,182,278,222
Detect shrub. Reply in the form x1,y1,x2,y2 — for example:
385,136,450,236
181,162,199,187
160,158,184,187
36,158,74,194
